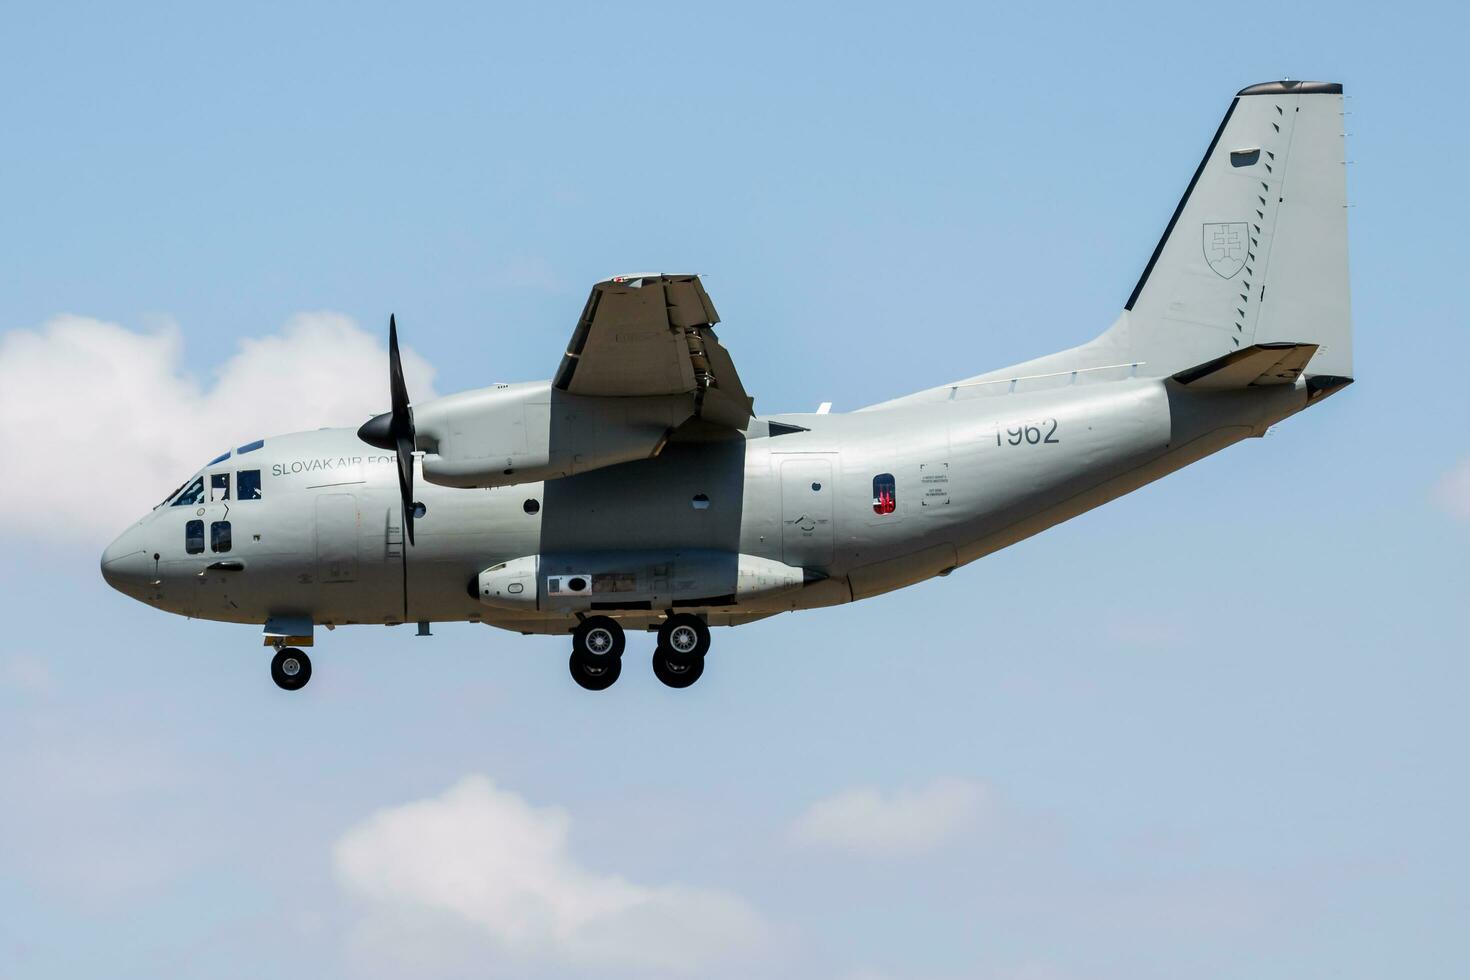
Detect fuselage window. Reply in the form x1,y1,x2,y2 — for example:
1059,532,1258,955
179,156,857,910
238,469,262,500
873,473,897,515
185,519,205,554
211,520,232,553
210,473,230,502
172,477,205,507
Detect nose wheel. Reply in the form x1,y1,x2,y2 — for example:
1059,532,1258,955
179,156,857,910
653,614,709,688
569,616,625,691
270,647,312,691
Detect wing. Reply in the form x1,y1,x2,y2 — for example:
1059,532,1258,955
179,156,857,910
553,274,754,429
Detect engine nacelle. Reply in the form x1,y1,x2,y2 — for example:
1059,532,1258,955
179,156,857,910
414,382,694,490
476,551,812,612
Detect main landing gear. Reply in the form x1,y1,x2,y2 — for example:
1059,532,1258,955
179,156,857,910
271,647,312,691
568,615,624,691
653,614,708,689
565,613,711,691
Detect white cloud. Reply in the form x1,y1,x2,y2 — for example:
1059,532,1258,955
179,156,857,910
1434,458,1470,521
333,775,767,973
789,778,988,857
0,312,435,544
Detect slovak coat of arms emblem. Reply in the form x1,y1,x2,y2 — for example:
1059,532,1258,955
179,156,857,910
1202,222,1249,279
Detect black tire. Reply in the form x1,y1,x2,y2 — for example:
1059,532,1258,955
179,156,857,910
652,645,704,689
656,614,710,659
573,615,625,662
271,647,312,691
569,651,621,691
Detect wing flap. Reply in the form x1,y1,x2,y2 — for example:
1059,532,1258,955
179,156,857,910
554,274,752,429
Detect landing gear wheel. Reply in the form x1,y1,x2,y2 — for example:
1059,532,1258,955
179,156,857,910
271,647,312,691
657,613,710,659
573,616,626,662
653,645,705,689
569,651,622,691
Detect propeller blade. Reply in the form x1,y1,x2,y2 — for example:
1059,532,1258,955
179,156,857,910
389,314,410,422
397,431,416,546
356,314,419,545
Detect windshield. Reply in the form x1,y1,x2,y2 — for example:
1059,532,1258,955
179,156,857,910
156,482,187,509
170,476,205,507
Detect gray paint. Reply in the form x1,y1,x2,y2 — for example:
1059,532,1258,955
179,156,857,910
100,82,1354,655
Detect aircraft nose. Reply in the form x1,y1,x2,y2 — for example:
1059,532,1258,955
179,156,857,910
101,525,153,597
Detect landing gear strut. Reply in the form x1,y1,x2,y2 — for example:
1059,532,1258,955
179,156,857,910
271,647,312,691
653,613,709,689
569,616,624,691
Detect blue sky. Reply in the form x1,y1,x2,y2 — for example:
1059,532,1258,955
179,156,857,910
1,2,1467,977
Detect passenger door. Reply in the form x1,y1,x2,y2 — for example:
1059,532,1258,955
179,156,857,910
315,493,359,583
779,456,834,567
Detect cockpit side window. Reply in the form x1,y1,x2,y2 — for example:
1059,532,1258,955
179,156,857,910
185,520,205,554
172,477,205,507
237,469,262,500
210,473,230,502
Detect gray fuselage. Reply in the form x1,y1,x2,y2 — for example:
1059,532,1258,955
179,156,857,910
100,373,1309,638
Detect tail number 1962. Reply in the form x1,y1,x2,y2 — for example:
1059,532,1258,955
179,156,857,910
995,418,1060,447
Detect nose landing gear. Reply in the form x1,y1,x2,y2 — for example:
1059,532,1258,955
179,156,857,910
270,647,312,691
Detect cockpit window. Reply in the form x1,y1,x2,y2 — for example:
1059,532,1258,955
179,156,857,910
171,477,205,507
237,439,264,455
156,482,186,509
207,451,230,466
237,469,262,500
210,473,230,502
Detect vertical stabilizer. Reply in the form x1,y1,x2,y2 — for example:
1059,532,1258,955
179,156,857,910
863,82,1354,411
1120,80,1353,378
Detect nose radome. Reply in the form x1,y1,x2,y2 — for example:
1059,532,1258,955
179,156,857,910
101,525,152,597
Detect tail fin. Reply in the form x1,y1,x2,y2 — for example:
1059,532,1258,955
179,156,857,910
907,82,1353,401
1119,80,1352,379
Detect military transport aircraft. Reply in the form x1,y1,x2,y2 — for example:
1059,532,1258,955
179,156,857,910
101,81,1353,692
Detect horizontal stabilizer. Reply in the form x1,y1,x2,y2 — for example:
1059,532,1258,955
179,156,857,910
1172,342,1318,389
